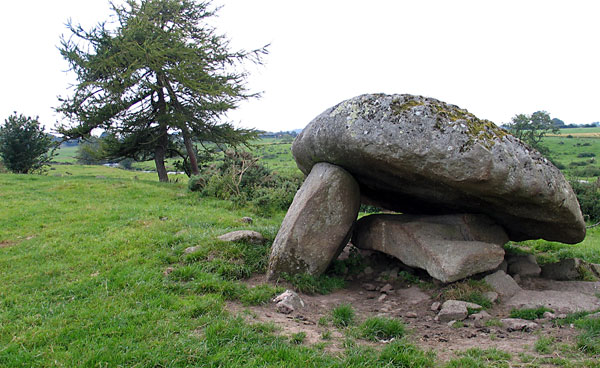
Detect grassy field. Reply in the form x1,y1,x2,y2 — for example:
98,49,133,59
1,167,447,367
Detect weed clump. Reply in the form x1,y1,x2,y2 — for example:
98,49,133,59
331,304,355,328
509,307,553,320
360,316,406,341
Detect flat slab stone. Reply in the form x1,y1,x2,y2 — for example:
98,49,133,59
506,290,600,313
292,93,585,243
266,163,360,280
353,214,506,283
484,270,522,298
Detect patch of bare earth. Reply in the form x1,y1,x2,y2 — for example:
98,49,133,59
229,273,594,364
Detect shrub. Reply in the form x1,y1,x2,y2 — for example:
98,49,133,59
569,180,600,222
578,152,596,158
0,112,56,173
360,316,406,341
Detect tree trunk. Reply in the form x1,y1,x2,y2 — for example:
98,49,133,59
154,126,169,182
182,127,200,176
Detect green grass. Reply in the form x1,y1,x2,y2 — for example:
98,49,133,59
331,304,355,328
440,279,493,309
280,272,346,295
359,316,406,341
445,348,511,368
509,307,553,320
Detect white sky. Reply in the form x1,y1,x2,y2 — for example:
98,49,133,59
1,0,599,133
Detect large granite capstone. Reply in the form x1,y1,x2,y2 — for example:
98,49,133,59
292,93,585,243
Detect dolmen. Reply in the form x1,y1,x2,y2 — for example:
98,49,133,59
266,93,586,283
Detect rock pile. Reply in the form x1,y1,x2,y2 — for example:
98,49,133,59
267,93,586,283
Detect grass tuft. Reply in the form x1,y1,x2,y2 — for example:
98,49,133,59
509,307,553,320
359,316,406,341
331,304,355,328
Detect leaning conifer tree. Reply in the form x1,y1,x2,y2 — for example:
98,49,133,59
56,0,266,182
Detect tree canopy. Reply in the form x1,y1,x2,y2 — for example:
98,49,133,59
56,0,267,181
505,111,559,155
0,113,56,174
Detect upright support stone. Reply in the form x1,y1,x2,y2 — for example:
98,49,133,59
267,162,360,280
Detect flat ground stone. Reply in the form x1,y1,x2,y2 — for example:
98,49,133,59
436,300,482,322
353,214,506,282
218,230,265,244
292,93,585,243
266,163,360,280
506,289,600,313
501,318,539,332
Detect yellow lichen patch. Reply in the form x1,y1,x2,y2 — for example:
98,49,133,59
391,98,424,114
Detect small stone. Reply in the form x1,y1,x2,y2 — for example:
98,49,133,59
159,216,168,221
241,217,253,223
484,270,522,298
362,283,377,291
380,283,394,294
483,291,499,304
500,318,539,332
273,290,305,314
90,272,100,277
557,314,568,319
469,310,491,321
447,320,458,327
163,267,174,276
405,312,418,318
437,300,474,322
184,246,201,254
431,302,441,311
218,230,265,244
175,229,186,237
363,266,374,275
543,311,556,319
378,294,387,302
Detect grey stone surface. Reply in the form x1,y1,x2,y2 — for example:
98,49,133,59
501,318,539,332
266,163,360,280
436,300,482,322
353,214,506,282
507,255,541,277
484,270,522,298
183,245,201,254
292,93,585,243
483,291,499,304
506,289,600,313
273,290,305,314
541,258,600,281
218,230,265,244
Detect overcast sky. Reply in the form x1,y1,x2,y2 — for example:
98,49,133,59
1,0,599,133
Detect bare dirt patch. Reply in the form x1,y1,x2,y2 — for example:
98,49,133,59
229,271,598,364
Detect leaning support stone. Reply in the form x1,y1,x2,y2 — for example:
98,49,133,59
353,214,507,283
266,162,360,280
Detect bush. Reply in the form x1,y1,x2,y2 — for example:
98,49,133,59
0,112,56,173
570,180,600,223
578,152,596,158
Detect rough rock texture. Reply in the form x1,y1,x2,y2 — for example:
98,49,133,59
541,258,600,281
501,318,539,332
292,93,585,243
506,290,600,313
436,300,482,322
218,230,265,244
352,214,506,282
266,163,360,280
507,254,541,277
273,290,305,314
484,270,522,298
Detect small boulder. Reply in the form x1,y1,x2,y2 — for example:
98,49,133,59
541,258,600,281
436,300,482,322
483,291,499,304
507,254,541,277
273,290,305,314
218,230,265,244
484,270,522,298
183,246,201,254
431,302,441,311
500,318,539,332
267,163,360,279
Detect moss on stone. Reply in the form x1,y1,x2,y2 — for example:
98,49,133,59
391,98,424,114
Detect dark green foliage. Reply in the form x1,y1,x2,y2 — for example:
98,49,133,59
280,273,345,295
240,284,282,306
56,0,266,182
328,247,365,277
75,137,105,164
570,180,600,223
331,304,355,327
360,316,406,341
0,113,56,173
506,111,559,155
509,307,553,320
578,152,596,158
195,150,301,215
289,332,306,344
